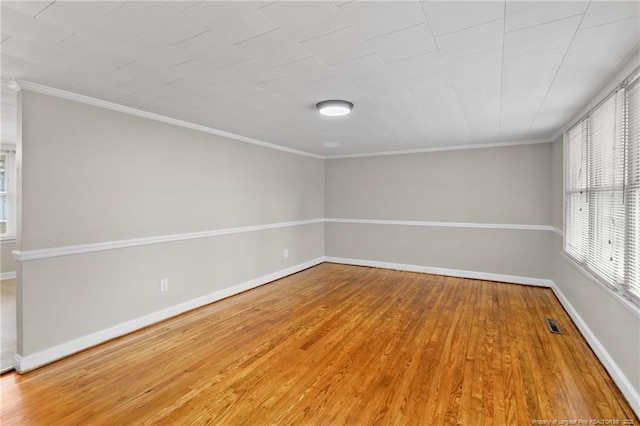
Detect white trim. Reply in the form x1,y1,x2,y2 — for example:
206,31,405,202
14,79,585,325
325,256,553,287
325,139,553,159
10,80,559,161
550,280,640,417
562,252,640,320
8,80,21,92
10,80,322,160
13,218,324,261
13,218,563,262
0,235,16,243
326,218,555,232
13,257,324,373
0,271,16,280
551,227,563,237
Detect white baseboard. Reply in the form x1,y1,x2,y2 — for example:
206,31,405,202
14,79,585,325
13,257,324,373
325,256,554,287
0,271,16,280
550,281,640,417
12,257,639,418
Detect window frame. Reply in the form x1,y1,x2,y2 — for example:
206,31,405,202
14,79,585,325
563,69,640,309
0,148,16,241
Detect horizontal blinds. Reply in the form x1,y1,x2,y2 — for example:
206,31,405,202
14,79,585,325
564,70,640,307
565,122,589,260
566,122,588,191
626,78,640,301
587,91,625,286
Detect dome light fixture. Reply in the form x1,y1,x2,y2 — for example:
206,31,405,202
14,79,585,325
316,100,353,117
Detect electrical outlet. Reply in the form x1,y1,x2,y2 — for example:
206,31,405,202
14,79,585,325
284,249,289,259
160,278,169,292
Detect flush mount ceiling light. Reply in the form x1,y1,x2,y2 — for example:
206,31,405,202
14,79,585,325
316,100,353,117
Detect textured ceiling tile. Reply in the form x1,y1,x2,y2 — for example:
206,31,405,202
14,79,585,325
275,57,335,84
350,73,407,95
329,54,389,81
182,1,278,44
422,1,504,36
1,1,54,17
386,51,445,80
165,1,202,12
235,29,310,68
450,71,502,93
0,53,27,79
259,1,350,42
2,7,73,47
402,72,451,96
568,17,640,56
35,1,139,44
135,45,196,70
445,48,502,81
366,24,436,63
1,0,637,155
302,27,373,66
52,35,135,73
435,19,503,59
502,46,567,74
216,59,285,85
302,75,366,102
133,12,208,48
173,31,249,69
339,1,425,40
505,0,588,32
580,1,639,29
504,15,581,58
502,67,557,96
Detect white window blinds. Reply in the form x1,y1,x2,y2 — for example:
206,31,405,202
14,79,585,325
564,70,640,306
627,77,640,301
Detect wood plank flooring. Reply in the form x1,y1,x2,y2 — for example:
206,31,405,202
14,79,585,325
1,263,637,424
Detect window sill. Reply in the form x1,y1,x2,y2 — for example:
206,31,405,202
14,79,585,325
561,251,640,320
0,235,16,243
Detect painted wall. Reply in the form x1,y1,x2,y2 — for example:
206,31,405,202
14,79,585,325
1,239,16,275
17,90,324,356
13,81,640,412
549,136,640,404
325,143,553,279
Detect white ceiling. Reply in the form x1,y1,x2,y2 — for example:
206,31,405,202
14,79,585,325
1,1,639,156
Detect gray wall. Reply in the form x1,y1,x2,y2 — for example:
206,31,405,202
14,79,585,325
17,90,324,355
325,143,553,279
1,239,16,274
549,136,640,399
14,87,640,405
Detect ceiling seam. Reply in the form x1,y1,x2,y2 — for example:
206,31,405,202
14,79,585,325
527,1,591,135
418,2,474,144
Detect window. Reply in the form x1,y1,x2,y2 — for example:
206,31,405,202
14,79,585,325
0,149,16,238
564,70,640,306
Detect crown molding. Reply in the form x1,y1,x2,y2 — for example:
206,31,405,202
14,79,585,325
13,80,574,161
12,80,324,159
8,80,22,92
325,138,554,159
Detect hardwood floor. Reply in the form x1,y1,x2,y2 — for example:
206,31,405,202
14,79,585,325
1,263,637,424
